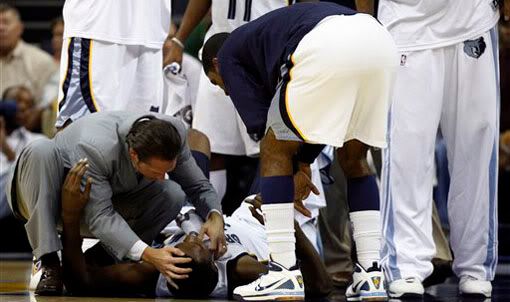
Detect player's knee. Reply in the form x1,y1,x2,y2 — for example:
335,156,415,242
187,129,211,158
339,157,370,178
260,128,298,161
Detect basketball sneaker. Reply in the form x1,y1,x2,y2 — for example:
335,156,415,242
346,262,387,301
29,258,63,296
233,261,305,301
388,277,424,298
459,276,492,297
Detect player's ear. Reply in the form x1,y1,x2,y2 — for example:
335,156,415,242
128,147,139,163
212,57,220,74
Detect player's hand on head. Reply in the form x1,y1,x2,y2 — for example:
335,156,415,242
199,211,227,259
142,246,192,289
246,196,264,225
61,159,93,222
293,163,319,217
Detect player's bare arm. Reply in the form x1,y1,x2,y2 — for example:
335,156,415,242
355,0,375,15
164,0,212,65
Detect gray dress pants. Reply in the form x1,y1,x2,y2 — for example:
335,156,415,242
7,138,186,260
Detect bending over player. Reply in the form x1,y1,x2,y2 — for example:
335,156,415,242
201,2,397,301
59,162,332,299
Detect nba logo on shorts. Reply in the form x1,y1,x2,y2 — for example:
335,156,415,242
400,54,407,66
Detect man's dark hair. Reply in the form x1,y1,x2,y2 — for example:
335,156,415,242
125,115,182,162
167,248,219,298
202,33,230,74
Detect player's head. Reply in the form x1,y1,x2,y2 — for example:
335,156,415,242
126,115,182,180
202,33,230,94
168,234,219,298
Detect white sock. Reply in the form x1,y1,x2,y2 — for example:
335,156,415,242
350,210,382,270
262,203,296,269
210,170,227,201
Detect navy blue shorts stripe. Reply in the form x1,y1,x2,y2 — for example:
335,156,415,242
79,38,97,113
59,38,75,111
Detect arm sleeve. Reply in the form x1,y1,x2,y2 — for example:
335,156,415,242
77,142,142,260
219,57,270,139
168,129,222,220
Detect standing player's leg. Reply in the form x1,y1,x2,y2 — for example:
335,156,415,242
340,140,386,301
124,45,164,113
233,129,305,301
440,28,499,297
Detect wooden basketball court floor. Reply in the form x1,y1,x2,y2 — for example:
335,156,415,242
2,260,510,302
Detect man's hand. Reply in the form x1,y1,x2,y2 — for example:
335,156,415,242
142,246,192,289
199,211,227,259
246,195,264,225
163,42,184,67
293,163,319,217
61,159,93,224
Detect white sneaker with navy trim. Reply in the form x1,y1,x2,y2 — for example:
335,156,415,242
346,262,387,301
233,261,305,301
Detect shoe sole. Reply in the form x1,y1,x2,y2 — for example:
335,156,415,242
234,294,305,302
34,288,63,296
347,294,388,301
460,292,491,298
388,292,423,299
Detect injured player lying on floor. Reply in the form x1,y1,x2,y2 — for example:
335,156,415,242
60,161,332,299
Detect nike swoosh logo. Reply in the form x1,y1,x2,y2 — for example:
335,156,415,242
352,281,363,292
255,279,284,292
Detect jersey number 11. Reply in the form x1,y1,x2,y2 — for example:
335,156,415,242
227,0,252,22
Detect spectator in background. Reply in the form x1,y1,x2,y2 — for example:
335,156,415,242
50,18,64,63
0,86,45,220
0,4,57,104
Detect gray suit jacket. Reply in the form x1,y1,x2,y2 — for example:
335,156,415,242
53,111,220,259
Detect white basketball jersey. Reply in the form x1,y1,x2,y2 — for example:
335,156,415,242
207,0,290,37
63,0,171,49
378,0,500,51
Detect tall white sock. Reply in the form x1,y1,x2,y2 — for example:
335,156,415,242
210,170,227,201
350,210,382,270
262,203,296,269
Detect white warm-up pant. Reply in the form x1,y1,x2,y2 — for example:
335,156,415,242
381,27,499,282
192,70,259,156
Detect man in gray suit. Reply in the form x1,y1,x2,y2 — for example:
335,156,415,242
6,111,225,295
